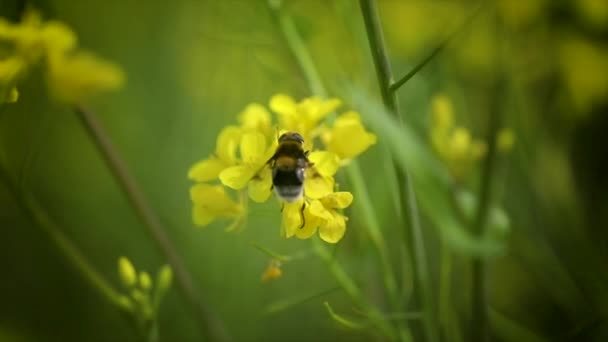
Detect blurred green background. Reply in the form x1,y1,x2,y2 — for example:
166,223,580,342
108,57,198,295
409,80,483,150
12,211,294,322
1,0,608,341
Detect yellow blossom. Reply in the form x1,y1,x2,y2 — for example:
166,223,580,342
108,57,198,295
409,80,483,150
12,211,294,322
261,260,283,282
238,103,273,137
269,93,341,144
188,126,242,182
219,131,276,203
0,57,26,84
320,111,377,160
190,183,243,226
46,51,125,104
283,192,353,243
304,151,340,199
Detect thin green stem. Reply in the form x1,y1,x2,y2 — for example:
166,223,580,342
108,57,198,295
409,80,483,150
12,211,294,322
346,161,398,302
73,106,229,342
359,1,438,342
313,239,395,339
268,0,400,324
0,165,128,311
389,3,483,93
471,80,503,342
268,0,326,97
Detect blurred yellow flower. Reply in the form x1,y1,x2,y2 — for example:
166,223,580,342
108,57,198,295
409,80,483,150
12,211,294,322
558,35,608,114
430,94,487,181
321,111,377,161
0,10,124,104
47,51,125,104
261,260,283,282
497,129,516,152
190,183,243,226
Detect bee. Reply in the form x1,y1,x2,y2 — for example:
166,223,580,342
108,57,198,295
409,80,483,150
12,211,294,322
267,132,312,203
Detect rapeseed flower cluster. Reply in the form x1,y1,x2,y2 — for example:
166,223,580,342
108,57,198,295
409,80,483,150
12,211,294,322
430,94,515,181
188,94,376,243
0,10,124,104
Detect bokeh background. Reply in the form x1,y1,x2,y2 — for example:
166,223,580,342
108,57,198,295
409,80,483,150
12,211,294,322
1,0,608,341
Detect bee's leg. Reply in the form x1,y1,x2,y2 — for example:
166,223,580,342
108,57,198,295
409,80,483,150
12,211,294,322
280,202,284,213
298,202,306,229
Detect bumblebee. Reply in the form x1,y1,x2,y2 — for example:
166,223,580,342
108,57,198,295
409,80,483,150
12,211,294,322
267,132,312,203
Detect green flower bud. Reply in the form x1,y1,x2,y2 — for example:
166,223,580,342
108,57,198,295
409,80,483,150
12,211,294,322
118,257,136,287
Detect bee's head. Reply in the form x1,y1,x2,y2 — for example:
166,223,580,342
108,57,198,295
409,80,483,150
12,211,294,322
278,132,304,144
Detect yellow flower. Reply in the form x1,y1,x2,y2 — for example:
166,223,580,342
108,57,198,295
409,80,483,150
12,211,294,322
261,260,283,282
304,150,340,199
0,57,26,84
219,131,276,203
321,111,377,161
283,192,353,243
40,20,77,56
188,126,242,182
190,183,243,226
139,271,152,291
238,103,273,137
269,93,341,144
46,50,125,103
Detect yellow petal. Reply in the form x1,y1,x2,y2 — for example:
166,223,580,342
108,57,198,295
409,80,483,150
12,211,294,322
269,93,297,115
295,205,321,240
300,97,342,123
219,165,255,189
190,184,243,226
187,157,227,182
308,199,333,220
249,167,273,203
304,172,334,199
319,212,347,243
239,103,271,132
47,51,125,103
216,126,242,164
282,198,306,238
323,111,377,160
240,132,267,164
40,20,77,55
192,205,215,226
308,151,340,176
320,192,353,209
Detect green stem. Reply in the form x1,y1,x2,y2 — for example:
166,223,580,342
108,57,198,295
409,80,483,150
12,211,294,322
358,1,438,342
389,3,483,93
346,161,398,303
268,0,326,97
471,80,503,342
73,106,229,342
269,0,403,336
313,239,395,339
0,165,128,311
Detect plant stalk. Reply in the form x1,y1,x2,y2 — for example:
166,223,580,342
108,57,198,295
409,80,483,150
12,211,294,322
359,1,438,341
73,106,229,342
